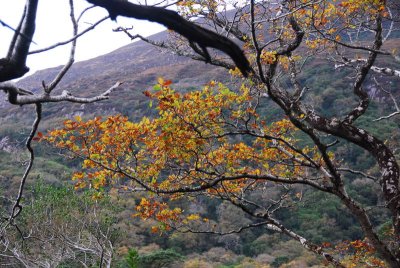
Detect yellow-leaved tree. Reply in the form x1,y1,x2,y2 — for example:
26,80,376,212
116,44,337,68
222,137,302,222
44,0,400,267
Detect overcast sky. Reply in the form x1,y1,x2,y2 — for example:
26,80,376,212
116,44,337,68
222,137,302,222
0,0,164,75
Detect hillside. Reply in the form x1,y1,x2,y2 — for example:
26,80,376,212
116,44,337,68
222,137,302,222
1,30,230,128
0,33,238,163
1,29,399,185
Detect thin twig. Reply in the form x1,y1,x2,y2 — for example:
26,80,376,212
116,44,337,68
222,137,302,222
29,16,108,55
45,0,78,93
11,103,42,220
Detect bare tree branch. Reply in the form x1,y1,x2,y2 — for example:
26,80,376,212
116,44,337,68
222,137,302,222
0,0,39,81
0,81,122,105
86,0,252,76
12,103,41,218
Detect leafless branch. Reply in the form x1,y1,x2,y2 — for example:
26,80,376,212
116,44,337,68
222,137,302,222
86,0,251,76
114,28,237,70
373,77,400,121
10,103,41,221
0,81,122,105
335,58,400,78
337,168,378,181
44,0,78,93
29,16,108,55
0,0,39,82
343,15,382,124
177,221,270,235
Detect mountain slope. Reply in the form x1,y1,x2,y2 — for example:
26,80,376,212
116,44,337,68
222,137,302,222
1,30,229,126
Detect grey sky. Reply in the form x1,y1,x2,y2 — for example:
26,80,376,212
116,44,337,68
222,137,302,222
0,0,164,75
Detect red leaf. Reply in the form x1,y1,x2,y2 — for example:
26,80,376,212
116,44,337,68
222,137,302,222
143,90,152,97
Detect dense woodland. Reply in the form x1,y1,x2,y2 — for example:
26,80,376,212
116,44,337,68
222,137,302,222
0,0,400,267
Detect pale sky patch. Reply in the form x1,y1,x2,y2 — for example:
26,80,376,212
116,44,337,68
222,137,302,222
0,0,165,75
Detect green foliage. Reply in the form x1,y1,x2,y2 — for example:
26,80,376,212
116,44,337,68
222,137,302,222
125,248,140,268
271,256,289,268
279,190,363,243
23,181,118,226
120,248,184,268
243,235,273,256
0,181,120,267
139,249,184,267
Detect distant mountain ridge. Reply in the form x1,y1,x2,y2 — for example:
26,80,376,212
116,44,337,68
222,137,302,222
18,30,208,93
0,29,229,126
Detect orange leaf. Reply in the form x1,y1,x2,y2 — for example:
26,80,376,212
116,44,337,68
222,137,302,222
164,79,172,86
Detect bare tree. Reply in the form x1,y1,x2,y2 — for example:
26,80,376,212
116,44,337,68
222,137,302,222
0,183,117,267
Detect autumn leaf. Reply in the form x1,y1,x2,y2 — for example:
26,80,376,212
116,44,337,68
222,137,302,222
143,90,152,97
33,131,44,141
